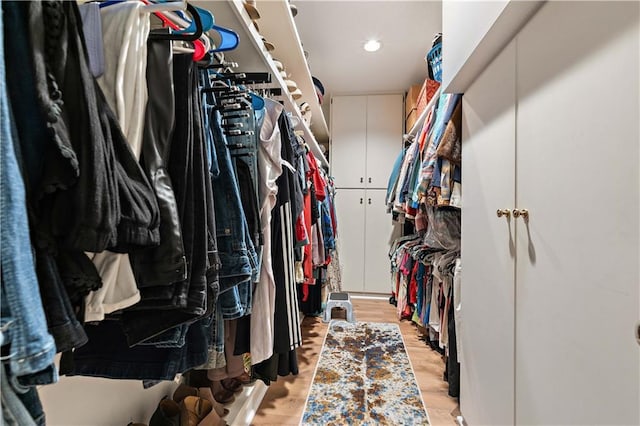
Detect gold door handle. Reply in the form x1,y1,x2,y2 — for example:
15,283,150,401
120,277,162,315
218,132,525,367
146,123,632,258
496,209,511,218
512,209,529,219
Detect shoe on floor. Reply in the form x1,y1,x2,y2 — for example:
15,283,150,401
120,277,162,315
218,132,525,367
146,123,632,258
173,384,229,418
220,378,242,393
173,384,198,404
196,387,229,418
212,387,235,405
180,396,214,426
149,398,180,426
233,372,255,386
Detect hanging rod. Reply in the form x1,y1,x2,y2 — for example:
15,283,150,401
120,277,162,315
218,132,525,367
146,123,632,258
407,86,442,137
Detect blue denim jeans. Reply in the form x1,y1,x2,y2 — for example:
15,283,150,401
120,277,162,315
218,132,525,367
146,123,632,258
208,109,254,319
1,364,36,426
200,75,256,319
225,96,263,278
0,4,57,384
67,316,211,380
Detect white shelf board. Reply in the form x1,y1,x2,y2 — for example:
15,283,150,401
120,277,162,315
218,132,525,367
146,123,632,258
224,381,269,426
256,0,330,145
194,0,328,167
442,0,544,93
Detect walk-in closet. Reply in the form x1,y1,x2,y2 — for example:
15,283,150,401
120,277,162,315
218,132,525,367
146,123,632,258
1,1,638,425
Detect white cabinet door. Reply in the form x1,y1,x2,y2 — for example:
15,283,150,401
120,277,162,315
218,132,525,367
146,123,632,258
363,189,394,294
460,41,517,426
515,2,640,424
366,95,403,189
335,188,366,292
330,96,367,188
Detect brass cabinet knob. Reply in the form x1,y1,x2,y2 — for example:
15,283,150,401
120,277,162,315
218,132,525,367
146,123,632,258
496,209,511,218
512,209,529,219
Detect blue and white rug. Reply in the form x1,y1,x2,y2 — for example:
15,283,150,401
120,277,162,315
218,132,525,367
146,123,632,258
301,321,430,425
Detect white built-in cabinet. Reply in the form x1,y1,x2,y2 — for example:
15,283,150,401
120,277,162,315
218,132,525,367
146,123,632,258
460,2,640,425
331,94,403,293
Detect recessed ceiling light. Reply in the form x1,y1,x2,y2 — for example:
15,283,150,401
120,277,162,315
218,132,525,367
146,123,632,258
363,39,381,53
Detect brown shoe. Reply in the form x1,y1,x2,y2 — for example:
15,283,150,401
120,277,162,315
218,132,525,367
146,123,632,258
220,378,242,393
213,388,235,404
194,399,227,426
173,384,198,404
210,380,235,404
196,387,229,418
233,372,255,386
149,398,180,426
179,396,213,426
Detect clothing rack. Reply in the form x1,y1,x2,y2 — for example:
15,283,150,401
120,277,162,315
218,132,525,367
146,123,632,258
407,87,442,137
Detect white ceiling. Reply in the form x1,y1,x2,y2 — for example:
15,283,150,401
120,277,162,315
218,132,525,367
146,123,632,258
293,0,442,103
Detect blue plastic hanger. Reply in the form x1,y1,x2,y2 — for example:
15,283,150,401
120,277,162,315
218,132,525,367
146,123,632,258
98,0,124,8
173,5,239,52
209,24,239,52
249,93,265,110
174,6,214,32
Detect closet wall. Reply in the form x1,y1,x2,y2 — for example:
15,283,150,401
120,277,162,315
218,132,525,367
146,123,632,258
331,94,403,293
455,1,640,425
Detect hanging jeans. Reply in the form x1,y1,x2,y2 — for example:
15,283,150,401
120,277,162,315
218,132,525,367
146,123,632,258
1,364,38,426
225,96,263,254
203,90,256,319
66,314,211,381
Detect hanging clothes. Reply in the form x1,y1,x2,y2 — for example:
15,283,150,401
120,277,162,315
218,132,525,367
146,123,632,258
250,98,284,366
85,1,156,322
386,87,462,396
128,39,187,292
253,112,304,384
0,3,341,417
0,2,57,385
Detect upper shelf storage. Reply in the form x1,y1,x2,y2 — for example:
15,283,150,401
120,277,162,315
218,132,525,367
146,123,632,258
193,0,329,167
442,0,543,93
254,1,330,146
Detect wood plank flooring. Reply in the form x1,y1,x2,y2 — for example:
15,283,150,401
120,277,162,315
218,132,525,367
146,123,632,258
252,297,459,425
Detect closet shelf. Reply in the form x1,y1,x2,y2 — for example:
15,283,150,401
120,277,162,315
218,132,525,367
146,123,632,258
255,0,330,146
194,0,329,167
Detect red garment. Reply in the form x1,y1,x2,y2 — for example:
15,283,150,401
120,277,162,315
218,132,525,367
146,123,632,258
302,190,315,286
301,153,327,301
296,212,308,245
307,153,326,201
408,262,419,305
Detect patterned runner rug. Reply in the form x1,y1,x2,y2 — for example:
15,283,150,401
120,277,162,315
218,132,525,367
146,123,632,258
301,321,430,425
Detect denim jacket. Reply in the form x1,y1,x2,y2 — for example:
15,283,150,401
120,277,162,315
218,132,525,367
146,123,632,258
0,9,56,381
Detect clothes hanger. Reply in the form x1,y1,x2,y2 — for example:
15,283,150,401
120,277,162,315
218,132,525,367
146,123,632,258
148,3,203,42
208,25,239,52
249,92,265,110
99,0,187,13
172,5,239,53
173,5,214,32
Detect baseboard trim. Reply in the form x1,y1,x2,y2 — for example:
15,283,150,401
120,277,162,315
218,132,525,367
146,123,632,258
349,294,390,301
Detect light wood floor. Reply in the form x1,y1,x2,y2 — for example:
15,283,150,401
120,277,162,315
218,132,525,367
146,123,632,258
252,297,459,425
